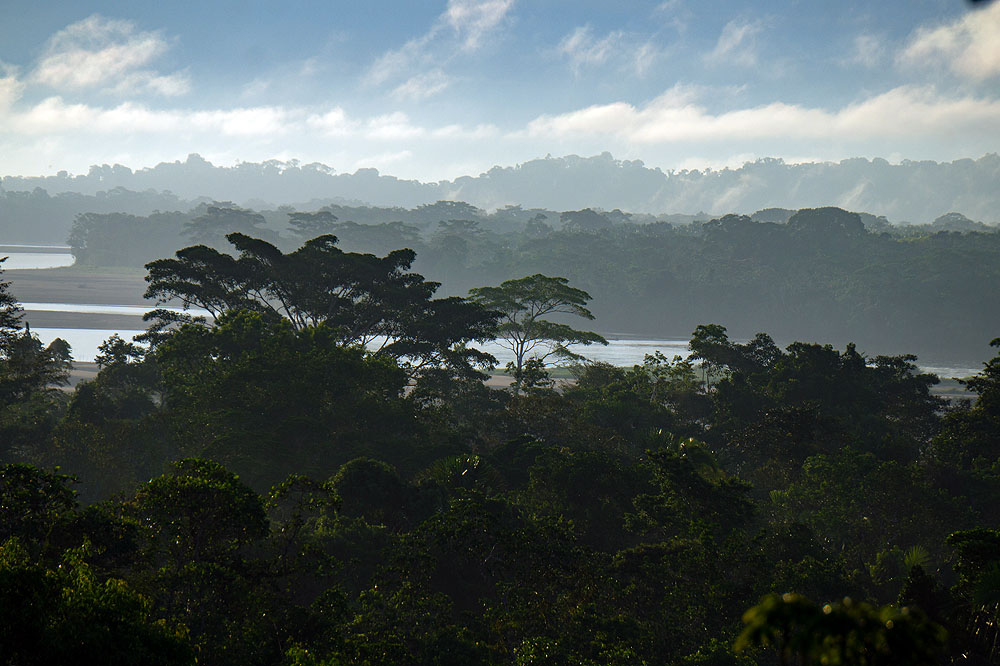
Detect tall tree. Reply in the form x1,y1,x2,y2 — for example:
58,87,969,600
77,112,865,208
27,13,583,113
469,274,607,384
144,233,498,379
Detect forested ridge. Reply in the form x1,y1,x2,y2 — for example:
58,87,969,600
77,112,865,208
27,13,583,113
5,153,1000,222
2,231,1000,664
66,203,1000,364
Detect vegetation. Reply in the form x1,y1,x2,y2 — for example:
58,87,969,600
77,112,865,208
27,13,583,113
469,273,607,389
143,232,498,380
63,203,1000,364
2,232,1000,664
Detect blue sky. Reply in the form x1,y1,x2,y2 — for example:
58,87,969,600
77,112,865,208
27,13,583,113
1,0,999,180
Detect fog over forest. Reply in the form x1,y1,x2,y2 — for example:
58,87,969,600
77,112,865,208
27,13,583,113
5,152,1000,224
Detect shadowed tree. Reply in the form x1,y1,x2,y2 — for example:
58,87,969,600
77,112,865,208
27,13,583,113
735,593,946,666
287,210,337,240
183,205,269,246
0,259,72,410
144,233,498,380
469,274,607,387
0,257,23,339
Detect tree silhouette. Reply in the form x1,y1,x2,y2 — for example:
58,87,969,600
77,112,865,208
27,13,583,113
469,274,607,387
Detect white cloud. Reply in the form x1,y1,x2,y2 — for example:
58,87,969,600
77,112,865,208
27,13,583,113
845,33,886,68
444,0,515,50
705,19,763,67
32,14,189,96
432,123,499,139
523,84,1000,143
241,78,272,99
189,107,295,137
655,0,683,13
365,35,433,87
673,153,760,172
0,64,25,111
299,57,322,78
1,93,508,150
365,112,425,139
306,108,358,136
633,41,664,77
7,97,296,138
899,2,1000,80
834,86,1000,136
559,27,666,77
392,70,453,101
109,71,191,97
559,26,624,72
364,0,515,97
654,0,691,34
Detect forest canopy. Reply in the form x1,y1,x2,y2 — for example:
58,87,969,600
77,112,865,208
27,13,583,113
2,229,1000,664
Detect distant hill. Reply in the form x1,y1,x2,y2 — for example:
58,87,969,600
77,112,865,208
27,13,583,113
3,152,999,226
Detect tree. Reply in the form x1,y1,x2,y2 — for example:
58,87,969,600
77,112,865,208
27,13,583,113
144,233,498,380
961,336,1000,417
0,329,73,405
125,458,270,666
287,210,337,240
0,257,24,340
182,204,269,246
0,260,72,409
152,311,419,487
128,458,268,567
560,209,613,233
468,274,607,384
0,539,194,666
735,593,946,666
524,213,552,238
0,464,78,550
946,528,1000,663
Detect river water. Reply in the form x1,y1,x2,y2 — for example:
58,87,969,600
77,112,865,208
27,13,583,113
3,250,987,378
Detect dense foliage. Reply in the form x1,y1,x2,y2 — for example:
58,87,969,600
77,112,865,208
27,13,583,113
2,237,1000,664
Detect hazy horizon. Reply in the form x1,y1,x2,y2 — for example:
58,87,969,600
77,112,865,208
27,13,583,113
6,151,1000,224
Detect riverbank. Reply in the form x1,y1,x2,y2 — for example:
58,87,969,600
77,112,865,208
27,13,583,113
5,267,149,306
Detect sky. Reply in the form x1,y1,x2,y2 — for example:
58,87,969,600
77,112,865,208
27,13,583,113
1,0,999,181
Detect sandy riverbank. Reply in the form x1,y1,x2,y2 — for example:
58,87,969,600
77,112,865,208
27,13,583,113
5,267,149,306
5,267,166,331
